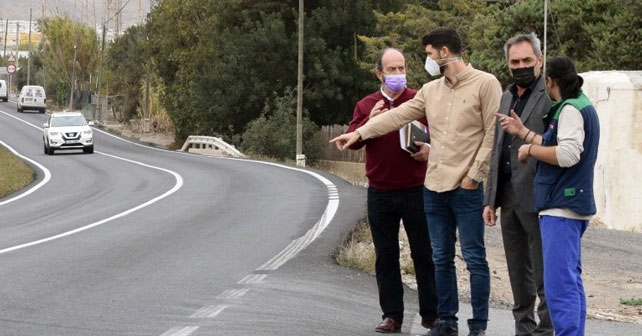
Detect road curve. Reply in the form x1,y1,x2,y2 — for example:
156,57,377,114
2,101,639,336
0,101,366,335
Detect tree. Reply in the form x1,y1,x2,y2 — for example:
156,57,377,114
37,17,99,107
146,0,377,141
105,24,151,120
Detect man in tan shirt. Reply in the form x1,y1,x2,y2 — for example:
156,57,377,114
332,27,501,336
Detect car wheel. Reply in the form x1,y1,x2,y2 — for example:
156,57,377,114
46,145,55,155
43,143,48,155
40,108,45,114
17,104,22,112
83,145,94,154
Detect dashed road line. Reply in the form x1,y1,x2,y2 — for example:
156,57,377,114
217,288,250,300
190,305,228,319
238,273,267,285
159,326,199,336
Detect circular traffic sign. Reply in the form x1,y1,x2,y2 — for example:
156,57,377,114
6,64,16,74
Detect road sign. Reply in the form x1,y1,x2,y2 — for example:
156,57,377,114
7,64,16,74
7,54,16,63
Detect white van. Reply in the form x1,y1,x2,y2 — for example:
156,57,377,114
17,85,46,113
0,80,7,102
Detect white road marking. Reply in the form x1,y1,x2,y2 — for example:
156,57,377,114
0,151,183,255
32,113,342,333
0,140,51,206
159,326,199,336
0,111,184,255
190,305,228,318
92,127,342,273
238,273,267,285
216,288,250,300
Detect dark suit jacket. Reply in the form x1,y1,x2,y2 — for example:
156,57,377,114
484,76,553,210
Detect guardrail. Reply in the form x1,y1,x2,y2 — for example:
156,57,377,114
179,135,245,158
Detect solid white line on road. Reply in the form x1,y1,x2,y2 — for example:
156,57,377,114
0,151,183,255
0,140,52,206
0,107,185,255
159,326,199,336
216,288,250,300
240,160,339,271
94,123,342,273
238,273,267,285
190,305,228,318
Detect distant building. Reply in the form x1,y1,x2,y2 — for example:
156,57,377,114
0,20,43,49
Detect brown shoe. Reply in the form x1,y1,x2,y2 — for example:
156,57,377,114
375,317,401,333
421,317,439,329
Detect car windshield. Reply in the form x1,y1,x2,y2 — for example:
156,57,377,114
51,116,86,127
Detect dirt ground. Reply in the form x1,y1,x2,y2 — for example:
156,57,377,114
97,125,642,324
400,218,642,324
98,120,176,148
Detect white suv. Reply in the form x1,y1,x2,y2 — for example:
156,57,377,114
0,80,7,102
43,112,94,155
17,85,46,113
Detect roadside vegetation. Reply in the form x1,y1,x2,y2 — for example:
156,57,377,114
335,217,415,276
620,298,642,307
0,147,34,199
2,0,639,162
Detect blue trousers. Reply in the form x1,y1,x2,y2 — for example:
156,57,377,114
423,186,490,331
540,215,588,336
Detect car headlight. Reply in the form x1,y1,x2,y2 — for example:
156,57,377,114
83,130,92,135
49,132,60,136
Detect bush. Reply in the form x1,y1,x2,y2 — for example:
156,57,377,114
241,88,323,163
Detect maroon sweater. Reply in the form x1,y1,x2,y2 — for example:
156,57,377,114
347,88,428,190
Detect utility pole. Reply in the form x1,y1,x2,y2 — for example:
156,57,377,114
69,30,79,111
42,4,47,92
97,21,106,121
543,0,548,77
296,0,305,167
3,19,7,61
27,8,32,85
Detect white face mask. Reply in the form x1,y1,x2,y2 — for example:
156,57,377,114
424,55,460,76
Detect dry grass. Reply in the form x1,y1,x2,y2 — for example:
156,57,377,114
336,218,376,274
0,146,34,198
335,217,416,279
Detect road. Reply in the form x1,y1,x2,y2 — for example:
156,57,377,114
0,101,640,336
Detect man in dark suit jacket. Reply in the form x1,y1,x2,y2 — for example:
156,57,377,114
483,33,554,336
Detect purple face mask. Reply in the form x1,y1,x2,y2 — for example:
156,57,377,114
384,74,407,93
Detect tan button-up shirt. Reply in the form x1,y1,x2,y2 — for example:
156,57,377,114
357,64,502,192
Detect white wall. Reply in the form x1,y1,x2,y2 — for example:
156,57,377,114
582,71,642,232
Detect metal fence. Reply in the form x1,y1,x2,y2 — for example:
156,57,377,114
319,125,365,163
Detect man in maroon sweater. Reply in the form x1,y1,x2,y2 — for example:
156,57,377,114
345,48,438,333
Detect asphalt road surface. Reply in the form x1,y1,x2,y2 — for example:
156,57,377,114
1,101,639,336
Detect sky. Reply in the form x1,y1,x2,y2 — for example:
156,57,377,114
1,0,152,28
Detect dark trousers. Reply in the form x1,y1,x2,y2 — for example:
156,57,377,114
499,180,553,336
423,185,490,331
367,186,438,324
540,216,588,336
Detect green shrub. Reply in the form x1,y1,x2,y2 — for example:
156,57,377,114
620,297,642,306
241,88,323,163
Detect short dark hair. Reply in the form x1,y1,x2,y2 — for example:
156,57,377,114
546,56,584,100
421,27,462,54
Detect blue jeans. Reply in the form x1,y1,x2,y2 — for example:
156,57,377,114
423,185,490,331
540,215,588,336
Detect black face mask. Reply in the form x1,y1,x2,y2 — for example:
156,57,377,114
512,66,536,88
